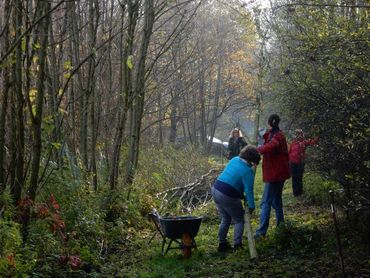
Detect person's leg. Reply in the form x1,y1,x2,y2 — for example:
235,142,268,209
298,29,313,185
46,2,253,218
255,183,273,237
218,206,232,243
271,181,285,226
221,199,244,246
211,187,232,244
290,163,300,196
297,163,305,195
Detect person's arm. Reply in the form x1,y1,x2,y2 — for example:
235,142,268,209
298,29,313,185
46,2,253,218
239,137,248,148
303,137,319,146
242,169,255,209
257,135,280,154
228,138,234,151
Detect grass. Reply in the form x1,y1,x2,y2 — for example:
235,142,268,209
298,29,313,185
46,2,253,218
100,167,369,277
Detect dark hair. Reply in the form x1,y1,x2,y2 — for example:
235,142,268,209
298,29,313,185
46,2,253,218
239,146,261,165
268,114,280,128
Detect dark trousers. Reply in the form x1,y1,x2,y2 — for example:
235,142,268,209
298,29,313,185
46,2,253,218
290,162,305,196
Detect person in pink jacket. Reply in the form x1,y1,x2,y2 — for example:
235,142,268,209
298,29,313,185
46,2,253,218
288,129,319,196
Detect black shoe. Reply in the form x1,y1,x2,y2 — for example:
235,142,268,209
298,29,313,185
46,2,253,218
218,242,232,252
233,243,243,251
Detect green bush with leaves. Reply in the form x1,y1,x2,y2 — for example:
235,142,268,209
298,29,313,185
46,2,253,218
303,172,341,206
265,0,369,228
271,220,322,252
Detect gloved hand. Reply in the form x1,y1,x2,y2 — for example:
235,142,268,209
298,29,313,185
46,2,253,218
249,207,255,215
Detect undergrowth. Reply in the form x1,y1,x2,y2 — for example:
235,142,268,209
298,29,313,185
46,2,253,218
0,147,368,277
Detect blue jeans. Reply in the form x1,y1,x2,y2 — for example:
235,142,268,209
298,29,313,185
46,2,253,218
211,187,244,245
290,163,305,196
255,182,284,237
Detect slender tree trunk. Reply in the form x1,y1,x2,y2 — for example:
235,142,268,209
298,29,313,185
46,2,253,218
87,0,99,191
109,2,137,190
199,66,207,148
0,0,11,195
12,0,25,205
29,0,51,201
168,93,178,144
206,37,224,154
125,0,155,188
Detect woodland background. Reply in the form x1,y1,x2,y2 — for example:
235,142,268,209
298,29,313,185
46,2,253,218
0,0,369,276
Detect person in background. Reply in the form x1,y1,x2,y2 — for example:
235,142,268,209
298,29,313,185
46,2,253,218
289,129,319,196
211,146,261,252
227,128,247,160
254,114,290,238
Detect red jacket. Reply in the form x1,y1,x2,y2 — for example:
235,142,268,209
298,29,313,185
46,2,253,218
257,129,290,183
289,138,318,164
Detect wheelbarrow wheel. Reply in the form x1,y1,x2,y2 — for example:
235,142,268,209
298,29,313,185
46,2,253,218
182,233,192,258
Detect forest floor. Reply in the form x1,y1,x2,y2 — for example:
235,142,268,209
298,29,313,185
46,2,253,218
101,168,369,278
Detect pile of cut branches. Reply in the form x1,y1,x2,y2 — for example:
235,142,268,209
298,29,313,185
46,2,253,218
156,167,222,213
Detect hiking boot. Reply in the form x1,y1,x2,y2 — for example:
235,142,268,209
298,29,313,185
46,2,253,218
218,242,232,252
233,243,243,251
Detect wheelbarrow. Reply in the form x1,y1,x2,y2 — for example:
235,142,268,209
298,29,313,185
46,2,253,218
148,209,202,258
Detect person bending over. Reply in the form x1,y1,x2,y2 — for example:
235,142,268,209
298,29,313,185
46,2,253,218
211,146,261,252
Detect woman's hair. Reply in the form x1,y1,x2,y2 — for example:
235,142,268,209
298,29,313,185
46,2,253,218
268,114,280,128
229,128,243,138
239,146,261,165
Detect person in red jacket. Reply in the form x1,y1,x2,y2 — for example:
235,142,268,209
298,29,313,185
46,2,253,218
289,129,318,196
254,114,290,238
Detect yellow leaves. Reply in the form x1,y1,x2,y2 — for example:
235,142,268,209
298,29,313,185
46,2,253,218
33,42,41,50
63,60,72,70
58,107,68,115
31,105,37,118
126,55,133,70
29,88,38,103
21,38,27,52
51,142,62,150
63,60,72,79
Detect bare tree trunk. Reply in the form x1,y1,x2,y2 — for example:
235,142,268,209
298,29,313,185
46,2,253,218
253,33,267,145
12,0,25,205
0,0,11,195
125,0,155,189
67,0,80,159
87,0,99,191
206,36,224,154
168,93,178,144
109,1,137,190
29,0,51,201
199,65,207,148
158,90,164,145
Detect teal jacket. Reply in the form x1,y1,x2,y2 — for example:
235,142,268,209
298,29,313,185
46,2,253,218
218,157,256,209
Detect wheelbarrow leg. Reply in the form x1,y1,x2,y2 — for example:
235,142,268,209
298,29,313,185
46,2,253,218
193,238,197,251
165,239,173,255
148,231,157,244
182,233,193,258
161,238,166,255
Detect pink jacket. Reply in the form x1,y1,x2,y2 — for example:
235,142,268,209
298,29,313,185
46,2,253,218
289,138,318,164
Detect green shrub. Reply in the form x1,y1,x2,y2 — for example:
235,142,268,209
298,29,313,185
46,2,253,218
274,221,321,248
0,219,22,257
303,172,341,206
